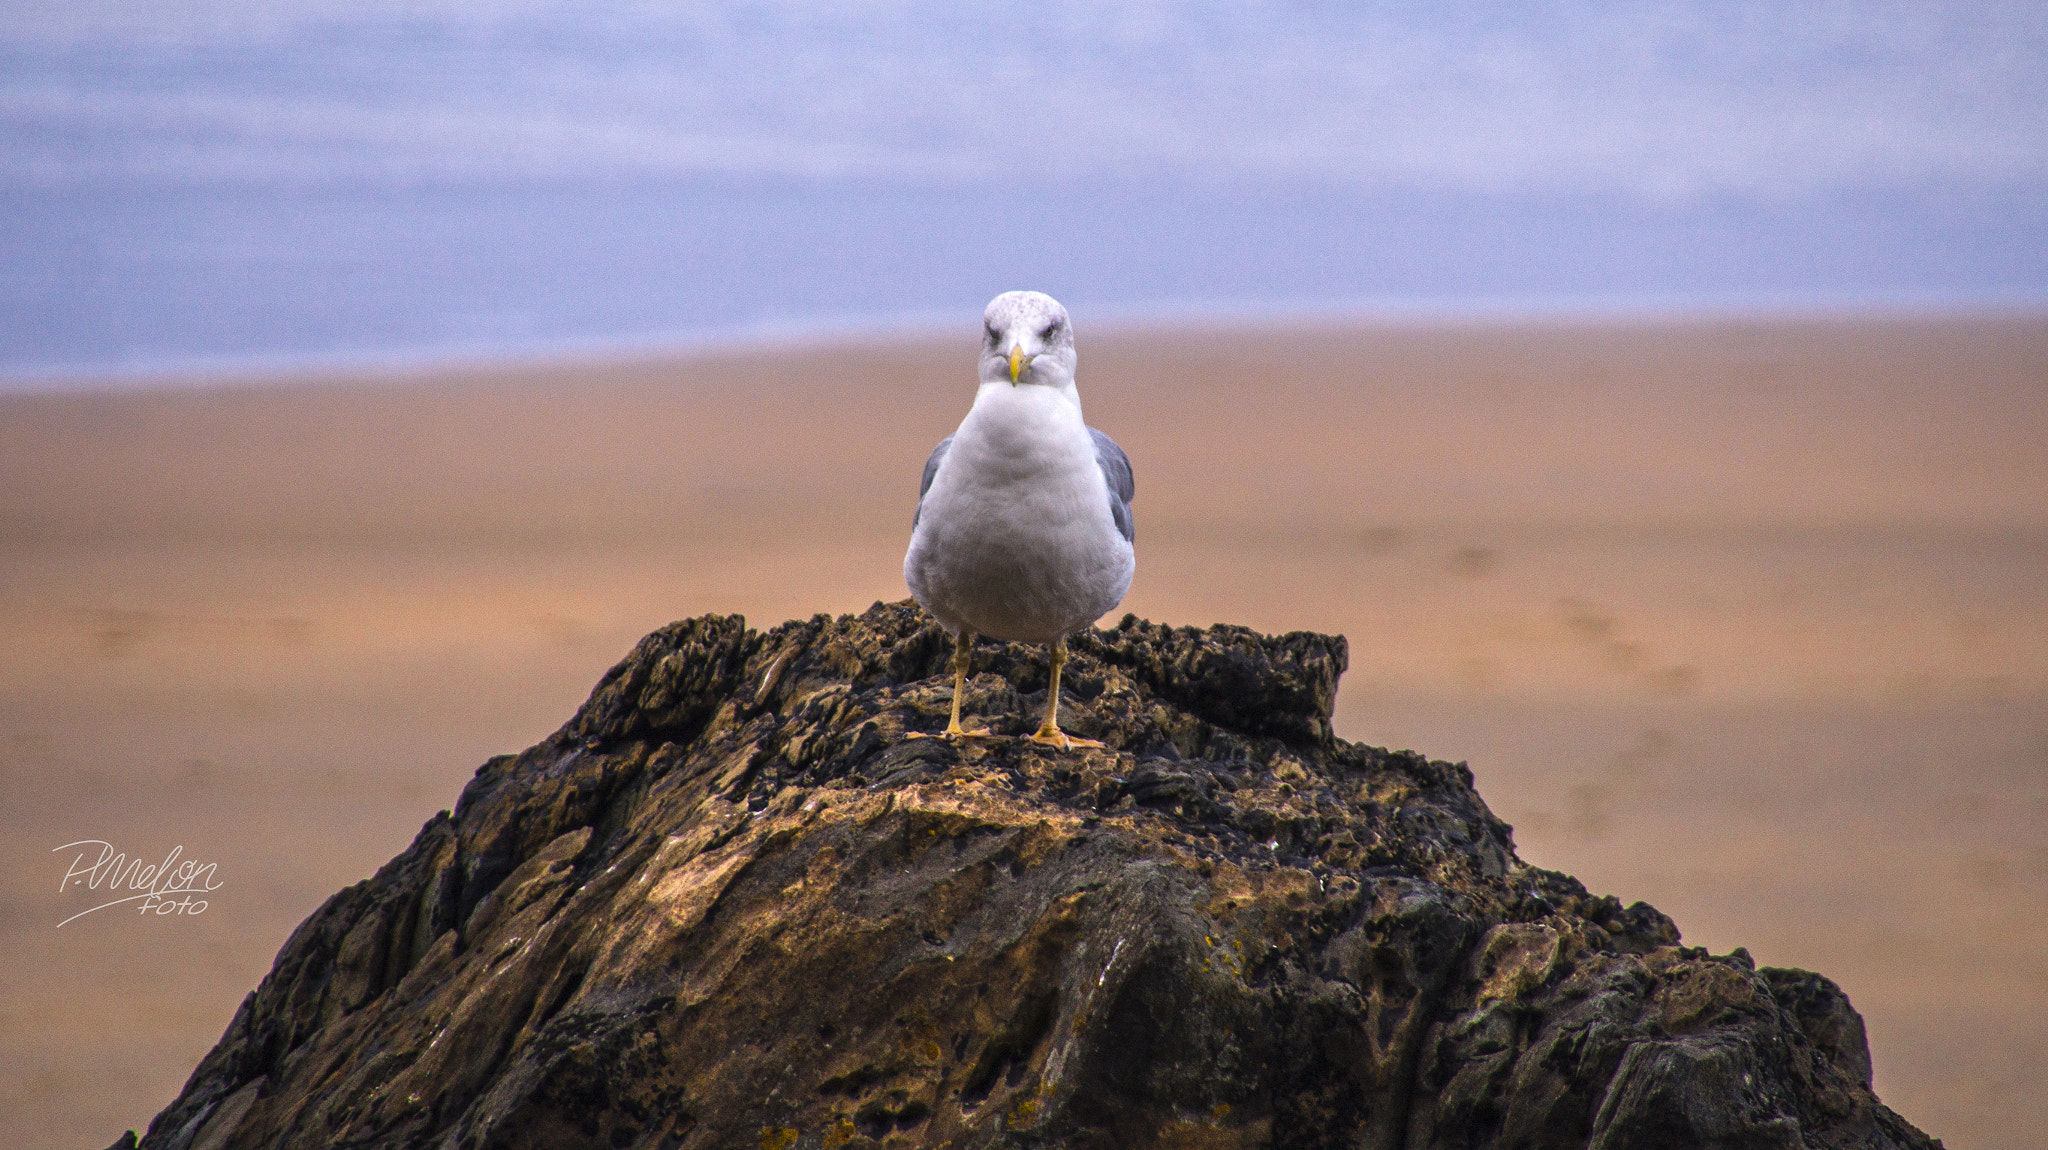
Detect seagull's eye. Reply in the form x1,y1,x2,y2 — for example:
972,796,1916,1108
985,324,1001,345
1040,321,1061,342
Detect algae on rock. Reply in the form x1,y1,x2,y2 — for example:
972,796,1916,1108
128,603,1936,1150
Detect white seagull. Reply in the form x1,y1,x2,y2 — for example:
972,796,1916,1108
905,291,1136,749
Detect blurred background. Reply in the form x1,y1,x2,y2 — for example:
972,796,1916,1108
5,0,2046,375
2,3,2044,1148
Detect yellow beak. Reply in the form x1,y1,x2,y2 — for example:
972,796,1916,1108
1008,344,1024,384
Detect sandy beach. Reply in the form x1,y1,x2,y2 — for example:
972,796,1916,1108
2,312,2044,1148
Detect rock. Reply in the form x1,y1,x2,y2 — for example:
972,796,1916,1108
133,603,1938,1149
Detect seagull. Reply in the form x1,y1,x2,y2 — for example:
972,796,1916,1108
905,291,1135,749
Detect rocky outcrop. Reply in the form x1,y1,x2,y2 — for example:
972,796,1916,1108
129,603,1937,1150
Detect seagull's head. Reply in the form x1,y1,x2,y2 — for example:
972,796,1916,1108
980,291,1076,388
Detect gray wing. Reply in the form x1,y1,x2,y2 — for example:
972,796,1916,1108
912,435,953,528
1090,427,1135,543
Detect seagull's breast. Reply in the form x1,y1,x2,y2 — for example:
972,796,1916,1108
905,384,1135,643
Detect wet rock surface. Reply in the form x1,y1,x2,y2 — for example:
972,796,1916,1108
131,603,1938,1150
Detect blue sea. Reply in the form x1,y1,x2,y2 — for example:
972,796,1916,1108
4,1,2045,386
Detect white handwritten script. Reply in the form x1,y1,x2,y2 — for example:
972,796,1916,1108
52,840,222,928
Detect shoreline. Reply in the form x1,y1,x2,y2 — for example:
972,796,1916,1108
7,296,2045,396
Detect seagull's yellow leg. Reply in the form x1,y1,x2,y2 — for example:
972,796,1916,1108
944,630,995,738
912,630,994,740
1030,637,1104,750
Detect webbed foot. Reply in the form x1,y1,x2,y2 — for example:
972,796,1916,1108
1028,726,1104,750
909,725,998,741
